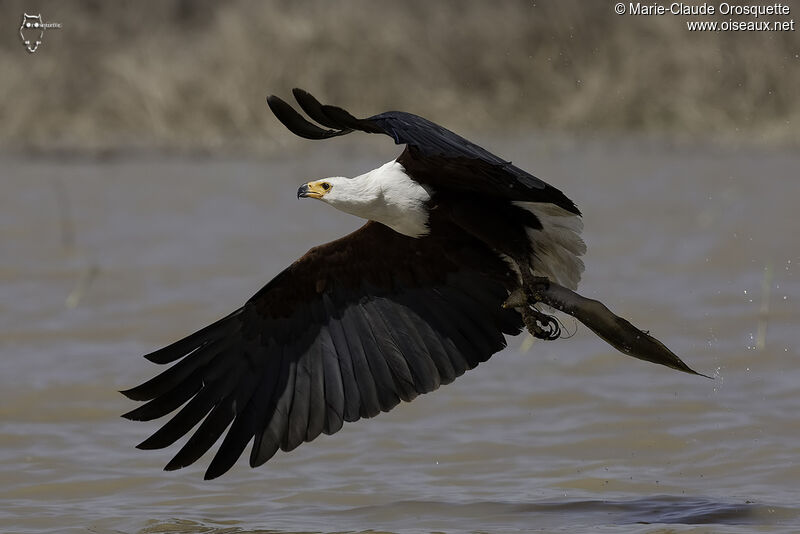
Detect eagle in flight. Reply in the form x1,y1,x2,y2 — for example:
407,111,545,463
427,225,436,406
123,89,704,479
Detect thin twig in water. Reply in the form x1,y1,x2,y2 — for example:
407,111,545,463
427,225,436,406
756,263,772,351
66,263,99,309
51,177,75,252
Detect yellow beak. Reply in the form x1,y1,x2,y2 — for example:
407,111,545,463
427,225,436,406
297,181,327,199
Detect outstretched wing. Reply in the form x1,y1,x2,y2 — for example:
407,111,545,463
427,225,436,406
122,222,522,479
267,88,579,214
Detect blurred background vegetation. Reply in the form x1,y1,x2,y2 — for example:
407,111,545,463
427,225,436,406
1,0,798,154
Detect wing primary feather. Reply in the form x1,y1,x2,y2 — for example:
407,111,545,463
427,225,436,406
322,293,362,423
266,95,347,140
393,293,457,386
205,341,283,479
164,391,239,472
318,324,345,435
136,353,244,450
251,348,296,467
143,310,241,364
359,298,417,403
121,367,204,421
121,337,225,401
371,297,440,394
283,333,313,451
292,88,346,130
170,363,258,477
304,331,326,443
344,299,401,413
337,304,384,418
416,298,472,376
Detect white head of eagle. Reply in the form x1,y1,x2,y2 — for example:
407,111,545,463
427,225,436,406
297,160,433,238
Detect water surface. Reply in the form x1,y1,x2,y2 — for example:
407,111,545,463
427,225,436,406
1,138,798,533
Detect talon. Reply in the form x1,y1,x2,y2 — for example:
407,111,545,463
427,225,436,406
522,306,561,341
512,266,560,340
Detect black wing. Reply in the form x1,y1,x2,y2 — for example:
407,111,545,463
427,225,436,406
122,222,522,479
267,89,579,214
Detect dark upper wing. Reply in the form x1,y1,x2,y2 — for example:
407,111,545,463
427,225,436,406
267,89,579,214
122,222,522,479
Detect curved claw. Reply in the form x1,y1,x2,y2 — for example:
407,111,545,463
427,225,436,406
523,307,561,341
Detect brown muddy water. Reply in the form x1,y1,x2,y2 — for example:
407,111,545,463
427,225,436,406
0,137,798,533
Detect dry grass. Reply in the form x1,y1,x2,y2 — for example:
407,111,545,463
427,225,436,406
1,0,798,154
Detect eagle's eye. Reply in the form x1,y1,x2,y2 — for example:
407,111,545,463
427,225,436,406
321,182,332,191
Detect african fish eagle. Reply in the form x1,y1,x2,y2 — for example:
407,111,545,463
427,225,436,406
123,89,704,479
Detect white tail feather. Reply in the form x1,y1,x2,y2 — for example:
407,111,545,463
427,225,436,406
513,201,586,290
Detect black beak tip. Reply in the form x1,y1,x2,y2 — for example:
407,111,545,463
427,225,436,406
297,184,308,199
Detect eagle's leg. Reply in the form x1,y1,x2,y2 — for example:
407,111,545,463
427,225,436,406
504,266,561,341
